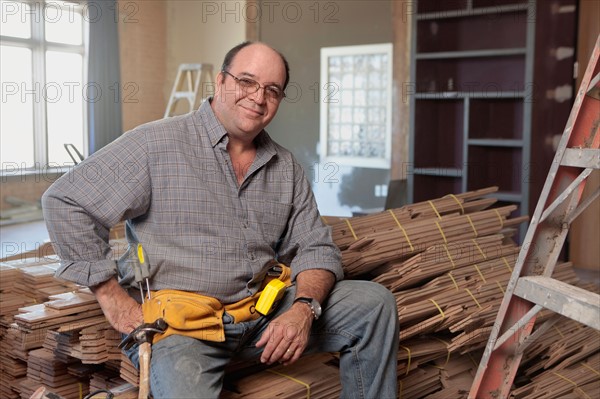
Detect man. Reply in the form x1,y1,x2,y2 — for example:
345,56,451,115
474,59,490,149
42,42,399,398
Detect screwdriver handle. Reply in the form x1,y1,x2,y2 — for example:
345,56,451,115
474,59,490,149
137,244,151,279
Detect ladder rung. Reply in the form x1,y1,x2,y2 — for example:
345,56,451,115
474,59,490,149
179,63,203,71
173,92,196,99
561,148,600,169
514,276,600,330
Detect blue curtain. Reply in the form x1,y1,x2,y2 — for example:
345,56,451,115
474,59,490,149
87,0,122,154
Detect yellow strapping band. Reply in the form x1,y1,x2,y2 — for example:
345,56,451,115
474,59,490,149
502,257,513,273
464,288,482,308
428,200,442,219
493,209,504,228
551,372,586,396
580,362,600,377
389,210,414,252
473,264,487,283
466,215,478,237
320,216,328,225
400,345,411,376
444,193,464,214
267,369,311,399
79,383,83,399
432,337,451,367
398,380,403,399
435,220,448,244
472,239,487,260
429,298,445,320
447,272,459,291
496,281,505,294
553,325,565,338
344,218,358,240
443,244,456,269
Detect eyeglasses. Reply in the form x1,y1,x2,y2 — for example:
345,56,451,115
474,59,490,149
222,70,285,101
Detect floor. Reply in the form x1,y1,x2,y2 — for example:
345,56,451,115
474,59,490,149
0,219,50,259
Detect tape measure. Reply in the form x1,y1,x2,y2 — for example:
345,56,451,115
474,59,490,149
255,279,287,316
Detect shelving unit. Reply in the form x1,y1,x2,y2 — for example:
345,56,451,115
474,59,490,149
408,0,536,238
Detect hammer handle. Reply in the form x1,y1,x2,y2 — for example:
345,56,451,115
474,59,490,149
138,342,151,399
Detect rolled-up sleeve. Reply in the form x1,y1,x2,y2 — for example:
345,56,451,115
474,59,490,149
277,159,344,282
42,129,152,287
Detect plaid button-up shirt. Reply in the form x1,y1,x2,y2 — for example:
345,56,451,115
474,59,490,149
42,100,343,304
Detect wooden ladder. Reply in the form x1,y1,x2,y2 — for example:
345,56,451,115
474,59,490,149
469,34,600,399
164,63,214,118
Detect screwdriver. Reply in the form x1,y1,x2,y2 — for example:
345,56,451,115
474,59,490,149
131,243,151,303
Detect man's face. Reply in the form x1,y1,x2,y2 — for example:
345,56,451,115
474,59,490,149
212,44,287,141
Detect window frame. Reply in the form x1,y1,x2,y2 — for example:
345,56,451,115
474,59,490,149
1,0,88,171
319,43,393,169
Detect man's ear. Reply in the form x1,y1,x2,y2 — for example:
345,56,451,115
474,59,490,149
214,72,223,90
212,72,224,101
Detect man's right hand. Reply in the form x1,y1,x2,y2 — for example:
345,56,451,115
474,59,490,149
90,277,143,334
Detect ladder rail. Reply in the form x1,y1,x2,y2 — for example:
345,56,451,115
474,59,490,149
469,34,600,399
164,63,214,118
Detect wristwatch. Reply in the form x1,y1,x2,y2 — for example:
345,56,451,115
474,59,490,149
294,297,322,320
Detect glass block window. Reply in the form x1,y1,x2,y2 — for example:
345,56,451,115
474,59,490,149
320,44,393,169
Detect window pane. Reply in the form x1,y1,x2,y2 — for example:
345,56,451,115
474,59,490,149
45,51,84,165
44,4,82,45
1,45,34,168
0,0,32,38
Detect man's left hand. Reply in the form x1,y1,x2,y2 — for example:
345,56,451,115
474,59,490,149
255,302,313,365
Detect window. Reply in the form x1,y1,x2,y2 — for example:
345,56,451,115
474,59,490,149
1,0,87,171
319,43,393,169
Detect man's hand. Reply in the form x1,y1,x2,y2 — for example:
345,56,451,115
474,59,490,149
255,301,314,365
256,268,335,365
90,277,143,334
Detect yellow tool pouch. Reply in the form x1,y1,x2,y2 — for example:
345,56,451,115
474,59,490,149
142,264,292,344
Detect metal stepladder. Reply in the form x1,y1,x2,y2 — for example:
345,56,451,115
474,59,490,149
469,35,600,398
164,63,214,118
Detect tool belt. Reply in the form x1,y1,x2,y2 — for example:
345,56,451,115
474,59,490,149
141,264,292,344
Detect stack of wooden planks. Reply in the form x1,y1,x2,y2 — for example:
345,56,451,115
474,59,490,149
2,188,598,398
0,257,74,328
327,187,598,398
18,348,89,399
221,353,341,399
331,188,527,278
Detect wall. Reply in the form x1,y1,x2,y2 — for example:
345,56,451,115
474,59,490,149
165,1,247,115
258,0,393,217
118,0,168,131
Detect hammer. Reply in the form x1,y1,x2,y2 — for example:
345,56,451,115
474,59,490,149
119,318,168,399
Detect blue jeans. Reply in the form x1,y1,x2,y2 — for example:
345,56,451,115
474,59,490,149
124,280,399,398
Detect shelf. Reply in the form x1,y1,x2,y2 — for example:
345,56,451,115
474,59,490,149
413,175,463,203
416,3,529,20
415,92,525,99
467,146,523,194
413,168,463,177
416,48,527,60
409,0,536,226
416,7,527,53
491,192,522,203
468,139,524,148
414,100,463,169
469,98,524,140
416,55,526,93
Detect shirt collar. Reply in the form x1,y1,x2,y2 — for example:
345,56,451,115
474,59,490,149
198,98,228,148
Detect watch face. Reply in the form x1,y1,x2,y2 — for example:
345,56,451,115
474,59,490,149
311,299,322,318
